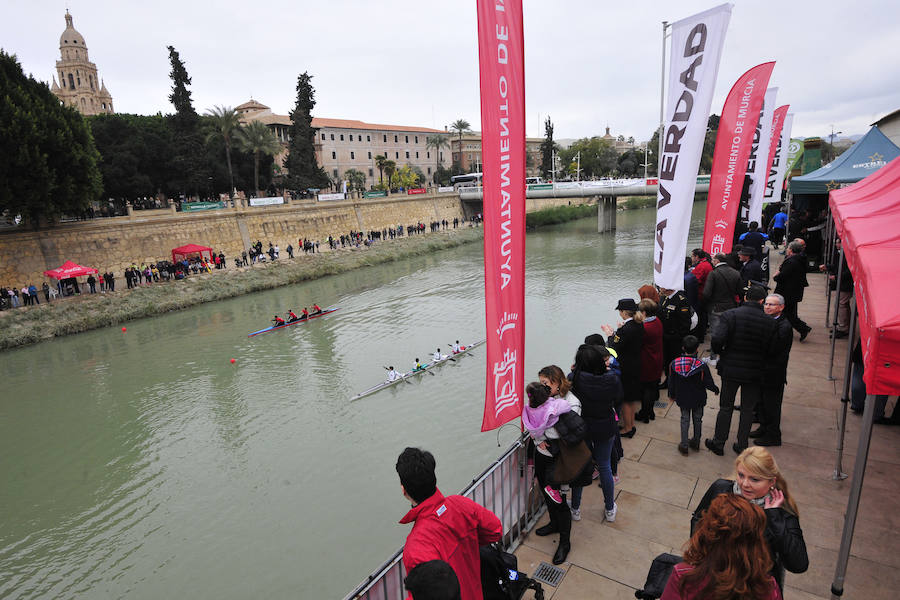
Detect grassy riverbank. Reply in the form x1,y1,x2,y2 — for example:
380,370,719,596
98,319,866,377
0,228,483,351
525,203,598,229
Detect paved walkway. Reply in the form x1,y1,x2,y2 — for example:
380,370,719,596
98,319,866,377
515,259,899,599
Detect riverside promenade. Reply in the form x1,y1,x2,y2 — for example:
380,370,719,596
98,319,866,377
515,262,900,599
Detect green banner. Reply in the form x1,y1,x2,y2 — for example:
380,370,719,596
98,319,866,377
182,201,225,212
785,138,804,174
527,183,553,190
695,174,710,185
364,190,388,198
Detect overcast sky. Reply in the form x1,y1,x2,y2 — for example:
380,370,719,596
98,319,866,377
3,1,898,142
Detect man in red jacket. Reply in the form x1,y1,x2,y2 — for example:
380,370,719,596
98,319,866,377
397,447,502,600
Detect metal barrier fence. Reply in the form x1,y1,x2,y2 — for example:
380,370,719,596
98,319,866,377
342,435,542,600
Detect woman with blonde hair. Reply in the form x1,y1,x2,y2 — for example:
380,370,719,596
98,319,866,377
663,494,782,599
691,447,808,590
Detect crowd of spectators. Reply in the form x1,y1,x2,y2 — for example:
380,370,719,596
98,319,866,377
0,216,479,311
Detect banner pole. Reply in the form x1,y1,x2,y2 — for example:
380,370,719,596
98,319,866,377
658,20,667,171
830,391,875,599
827,247,844,380
832,298,855,481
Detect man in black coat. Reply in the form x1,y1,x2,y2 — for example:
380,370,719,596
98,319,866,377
773,240,811,341
601,298,644,437
703,253,742,353
750,293,793,446
738,247,764,288
706,284,779,455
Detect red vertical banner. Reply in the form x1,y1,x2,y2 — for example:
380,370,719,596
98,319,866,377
702,62,774,255
763,104,790,193
477,0,525,431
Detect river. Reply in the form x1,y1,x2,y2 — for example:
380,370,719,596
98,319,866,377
0,203,706,599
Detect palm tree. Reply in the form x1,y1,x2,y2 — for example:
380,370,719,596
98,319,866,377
236,121,281,198
449,119,471,166
374,154,387,185
383,160,397,190
204,105,241,198
425,135,450,183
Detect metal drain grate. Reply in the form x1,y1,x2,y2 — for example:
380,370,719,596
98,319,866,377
532,561,565,587
654,400,669,409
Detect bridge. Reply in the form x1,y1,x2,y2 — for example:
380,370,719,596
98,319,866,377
458,176,710,232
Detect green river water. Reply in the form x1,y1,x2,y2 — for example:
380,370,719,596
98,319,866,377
0,204,705,599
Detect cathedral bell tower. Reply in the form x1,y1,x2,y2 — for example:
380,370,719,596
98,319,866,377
51,11,114,116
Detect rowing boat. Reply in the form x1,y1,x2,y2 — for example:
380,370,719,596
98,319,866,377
350,339,485,401
247,307,339,337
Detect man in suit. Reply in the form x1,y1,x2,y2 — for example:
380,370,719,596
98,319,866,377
751,293,793,446
774,240,812,341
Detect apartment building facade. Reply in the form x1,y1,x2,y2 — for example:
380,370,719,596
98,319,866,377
237,100,450,188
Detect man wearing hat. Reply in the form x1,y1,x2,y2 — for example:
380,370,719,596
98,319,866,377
705,284,779,455
738,247,763,288
601,298,644,437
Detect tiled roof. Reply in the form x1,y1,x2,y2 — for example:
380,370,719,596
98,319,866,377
311,117,446,134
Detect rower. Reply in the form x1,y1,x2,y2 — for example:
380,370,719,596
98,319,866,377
413,358,425,372
287,309,299,322
311,304,323,315
386,366,400,382
300,307,309,320
433,348,444,362
272,315,286,327
452,340,461,354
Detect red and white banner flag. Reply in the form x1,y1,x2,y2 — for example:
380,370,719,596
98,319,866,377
654,3,732,291
477,0,525,431
747,87,778,224
765,112,794,205
702,62,774,255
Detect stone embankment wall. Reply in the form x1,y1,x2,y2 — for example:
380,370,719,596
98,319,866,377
0,192,592,285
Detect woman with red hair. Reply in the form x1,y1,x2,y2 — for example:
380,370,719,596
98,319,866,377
662,494,782,600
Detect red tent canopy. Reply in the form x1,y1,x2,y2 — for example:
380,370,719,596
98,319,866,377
43,260,99,280
172,243,213,263
830,155,900,395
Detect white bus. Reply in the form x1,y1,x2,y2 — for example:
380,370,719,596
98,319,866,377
450,173,483,189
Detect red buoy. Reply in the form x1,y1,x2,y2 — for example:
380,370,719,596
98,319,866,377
122,327,127,332
230,358,236,364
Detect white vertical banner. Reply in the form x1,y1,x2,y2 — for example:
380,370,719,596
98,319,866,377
767,113,794,205
747,87,778,224
654,3,732,291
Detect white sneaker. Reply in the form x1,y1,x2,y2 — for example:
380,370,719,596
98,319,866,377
570,508,581,521
605,503,618,523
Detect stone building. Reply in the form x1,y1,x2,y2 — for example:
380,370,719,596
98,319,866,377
449,132,544,175
236,100,450,188
50,11,114,116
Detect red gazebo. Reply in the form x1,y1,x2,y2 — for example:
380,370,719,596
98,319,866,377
43,260,99,279
172,243,213,263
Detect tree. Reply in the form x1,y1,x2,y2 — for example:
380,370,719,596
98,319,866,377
89,112,172,204
344,168,366,194
540,116,557,180
237,121,281,197
700,114,719,174
166,45,207,197
283,72,329,193
0,50,101,227
449,119,471,164
204,105,241,198
383,160,397,189
426,134,449,181
559,137,618,178
374,154,388,185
